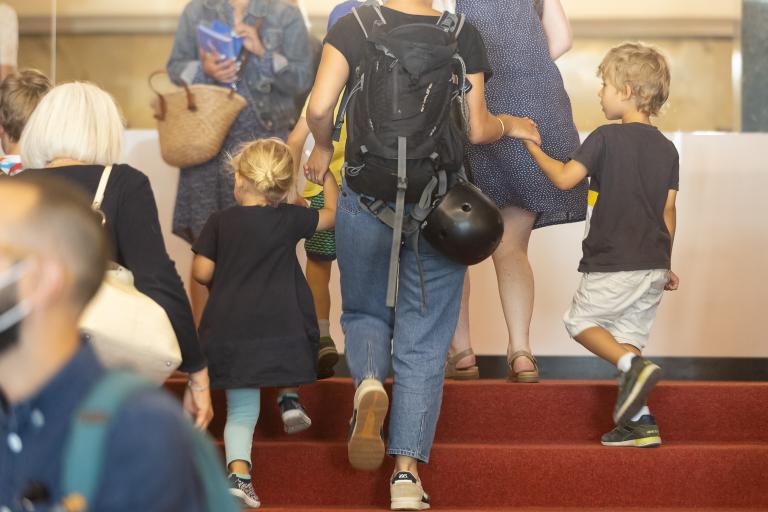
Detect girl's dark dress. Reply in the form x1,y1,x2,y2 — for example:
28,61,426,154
192,203,320,389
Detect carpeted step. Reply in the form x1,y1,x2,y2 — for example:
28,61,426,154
254,508,766,511
166,378,768,443
218,441,768,509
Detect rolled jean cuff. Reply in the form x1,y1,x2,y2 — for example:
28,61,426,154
387,448,429,464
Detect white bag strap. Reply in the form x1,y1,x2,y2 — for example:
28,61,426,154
92,165,113,211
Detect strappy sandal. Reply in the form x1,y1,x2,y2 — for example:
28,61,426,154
507,350,540,383
445,348,480,380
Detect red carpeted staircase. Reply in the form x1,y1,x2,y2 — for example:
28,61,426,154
167,378,768,511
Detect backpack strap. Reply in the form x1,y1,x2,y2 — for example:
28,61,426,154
185,422,240,512
436,11,466,39
351,4,386,40
385,136,408,308
60,371,150,512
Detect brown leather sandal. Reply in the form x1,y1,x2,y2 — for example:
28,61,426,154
445,348,480,380
507,350,540,383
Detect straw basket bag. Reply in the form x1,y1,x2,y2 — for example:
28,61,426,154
79,165,182,384
150,71,246,169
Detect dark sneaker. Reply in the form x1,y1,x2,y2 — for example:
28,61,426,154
348,378,389,471
601,414,662,447
613,357,661,424
390,471,431,510
317,336,339,379
278,395,312,434
228,474,261,508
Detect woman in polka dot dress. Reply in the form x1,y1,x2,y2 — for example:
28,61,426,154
441,0,588,381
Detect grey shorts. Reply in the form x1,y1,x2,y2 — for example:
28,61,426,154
563,269,669,350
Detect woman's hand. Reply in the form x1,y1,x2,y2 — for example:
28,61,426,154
506,116,542,145
234,20,265,58
199,48,238,83
304,144,334,185
183,367,214,430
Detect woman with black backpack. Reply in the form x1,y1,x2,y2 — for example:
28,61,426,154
305,1,540,509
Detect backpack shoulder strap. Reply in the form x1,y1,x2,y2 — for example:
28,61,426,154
436,11,466,39
351,4,386,39
186,423,240,512
61,371,150,512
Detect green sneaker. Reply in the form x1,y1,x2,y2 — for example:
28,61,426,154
613,356,661,424
317,336,339,379
601,414,662,447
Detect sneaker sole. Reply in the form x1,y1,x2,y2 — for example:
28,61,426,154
613,364,661,424
282,409,312,434
229,488,261,508
601,436,662,448
391,497,431,510
348,385,388,471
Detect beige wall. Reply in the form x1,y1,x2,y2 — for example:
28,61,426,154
560,38,736,133
10,0,742,20
18,32,738,133
19,34,174,129
126,131,768,358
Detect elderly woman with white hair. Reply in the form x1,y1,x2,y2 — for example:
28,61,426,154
18,81,214,430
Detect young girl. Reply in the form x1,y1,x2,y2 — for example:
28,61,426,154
192,138,338,508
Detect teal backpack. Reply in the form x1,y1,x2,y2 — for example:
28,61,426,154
58,371,238,512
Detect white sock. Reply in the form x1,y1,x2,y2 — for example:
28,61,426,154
318,319,330,338
631,405,651,422
616,352,636,373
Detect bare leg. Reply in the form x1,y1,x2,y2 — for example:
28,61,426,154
228,460,250,475
395,455,419,478
574,326,642,364
448,274,475,369
491,206,537,373
306,258,333,321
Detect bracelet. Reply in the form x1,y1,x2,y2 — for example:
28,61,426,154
187,380,210,392
496,116,506,140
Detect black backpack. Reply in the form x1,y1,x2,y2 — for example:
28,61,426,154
336,4,470,307
342,4,468,204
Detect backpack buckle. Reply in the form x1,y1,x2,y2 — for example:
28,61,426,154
396,175,408,191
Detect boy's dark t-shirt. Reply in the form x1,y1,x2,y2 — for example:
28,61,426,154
325,6,492,199
192,204,320,389
570,123,679,273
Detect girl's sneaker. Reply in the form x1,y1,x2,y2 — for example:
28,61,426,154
279,394,312,434
228,474,261,508
390,471,431,510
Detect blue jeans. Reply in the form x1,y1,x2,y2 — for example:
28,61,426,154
336,183,466,463
223,388,261,468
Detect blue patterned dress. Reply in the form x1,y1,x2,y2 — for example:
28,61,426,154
167,0,313,243
457,0,587,228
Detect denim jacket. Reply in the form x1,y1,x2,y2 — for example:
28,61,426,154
167,0,313,131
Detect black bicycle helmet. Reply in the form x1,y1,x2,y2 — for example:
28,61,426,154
421,181,504,265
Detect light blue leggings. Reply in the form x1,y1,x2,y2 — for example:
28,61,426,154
223,388,261,467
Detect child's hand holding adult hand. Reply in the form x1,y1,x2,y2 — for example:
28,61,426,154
304,144,334,185
665,270,679,291
507,116,542,145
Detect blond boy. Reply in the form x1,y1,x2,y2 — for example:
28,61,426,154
0,69,52,175
524,43,679,447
